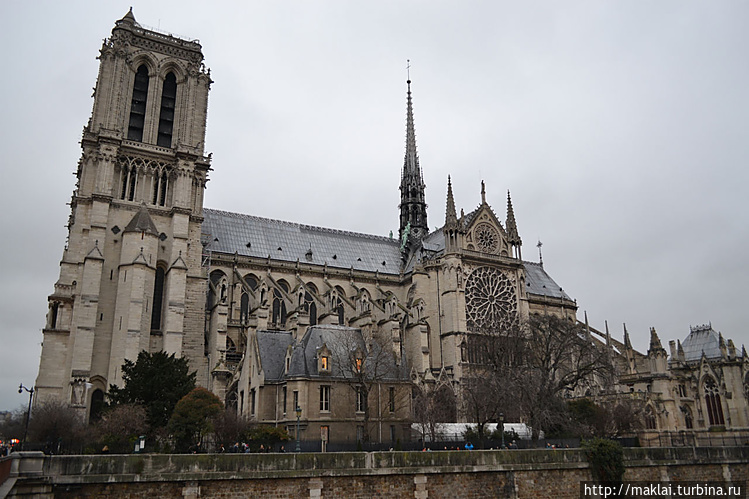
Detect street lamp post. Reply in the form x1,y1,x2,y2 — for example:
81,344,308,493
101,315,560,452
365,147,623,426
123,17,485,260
295,406,302,452
18,383,34,450
499,413,505,449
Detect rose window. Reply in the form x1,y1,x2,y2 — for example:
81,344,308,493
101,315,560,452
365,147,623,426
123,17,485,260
465,266,517,332
475,223,500,254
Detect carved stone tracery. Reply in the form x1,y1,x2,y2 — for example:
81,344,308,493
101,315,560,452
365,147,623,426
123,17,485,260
465,266,517,333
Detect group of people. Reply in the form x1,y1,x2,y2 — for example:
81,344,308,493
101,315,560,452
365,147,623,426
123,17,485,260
224,442,284,454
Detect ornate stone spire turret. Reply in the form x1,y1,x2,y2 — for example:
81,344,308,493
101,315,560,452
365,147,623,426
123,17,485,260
648,327,667,373
623,324,632,349
623,324,636,374
506,190,522,259
399,78,428,247
442,175,462,253
677,339,686,362
445,175,457,228
649,327,663,352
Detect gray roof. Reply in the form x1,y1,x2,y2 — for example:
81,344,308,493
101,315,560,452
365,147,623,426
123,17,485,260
203,208,402,275
256,331,294,381
125,203,159,235
681,325,722,362
284,325,409,381
523,261,572,300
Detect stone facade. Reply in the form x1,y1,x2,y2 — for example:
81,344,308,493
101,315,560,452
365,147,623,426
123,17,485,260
593,322,749,436
35,9,212,417
35,10,576,440
36,11,747,444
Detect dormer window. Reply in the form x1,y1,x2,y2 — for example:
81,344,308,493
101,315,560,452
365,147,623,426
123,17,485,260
318,345,332,374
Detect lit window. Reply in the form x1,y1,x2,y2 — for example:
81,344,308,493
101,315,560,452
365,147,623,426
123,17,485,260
321,356,329,371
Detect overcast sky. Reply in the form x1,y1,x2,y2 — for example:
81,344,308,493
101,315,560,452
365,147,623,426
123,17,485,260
1,1,747,411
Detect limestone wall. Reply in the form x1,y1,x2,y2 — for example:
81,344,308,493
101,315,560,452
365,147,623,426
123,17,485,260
4,447,748,498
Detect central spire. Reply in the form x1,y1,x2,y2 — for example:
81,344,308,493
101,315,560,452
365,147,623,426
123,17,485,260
399,76,428,247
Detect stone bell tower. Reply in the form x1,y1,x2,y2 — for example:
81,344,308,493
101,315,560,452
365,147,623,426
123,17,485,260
35,9,212,420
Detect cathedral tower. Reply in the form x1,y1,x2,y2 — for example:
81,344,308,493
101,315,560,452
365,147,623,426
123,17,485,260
35,9,212,419
398,79,428,250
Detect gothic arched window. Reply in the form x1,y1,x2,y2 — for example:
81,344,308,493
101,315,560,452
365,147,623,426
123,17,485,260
303,289,317,326
157,72,177,147
207,270,226,309
240,292,250,323
150,265,166,331
128,64,149,142
152,169,168,206
681,405,693,429
704,376,725,426
120,164,138,201
89,389,105,423
644,406,657,430
334,286,346,325
272,281,289,328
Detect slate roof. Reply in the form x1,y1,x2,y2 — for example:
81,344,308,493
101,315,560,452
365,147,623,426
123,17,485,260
284,325,409,381
204,208,572,301
256,331,294,381
681,325,722,362
125,203,159,235
523,261,572,300
203,208,402,275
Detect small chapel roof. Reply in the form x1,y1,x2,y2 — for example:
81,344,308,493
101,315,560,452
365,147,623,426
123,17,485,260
681,324,723,361
203,208,402,275
124,203,159,236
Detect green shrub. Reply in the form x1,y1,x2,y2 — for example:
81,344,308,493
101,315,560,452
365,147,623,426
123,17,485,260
583,437,625,483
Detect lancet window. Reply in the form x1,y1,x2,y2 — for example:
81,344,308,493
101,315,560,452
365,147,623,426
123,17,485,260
704,376,725,426
150,265,166,331
152,169,169,206
302,283,318,326
272,281,289,328
127,64,149,142
157,72,177,147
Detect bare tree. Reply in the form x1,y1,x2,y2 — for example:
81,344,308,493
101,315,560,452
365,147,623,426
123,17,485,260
27,400,87,453
328,328,408,444
93,403,149,453
460,323,526,442
462,314,614,441
515,314,615,439
211,408,251,450
412,383,457,442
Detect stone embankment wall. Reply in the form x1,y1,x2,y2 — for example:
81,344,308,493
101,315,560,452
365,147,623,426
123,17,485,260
2,446,747,498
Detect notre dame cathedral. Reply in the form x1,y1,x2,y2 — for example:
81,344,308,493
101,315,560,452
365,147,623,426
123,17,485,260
35,11,748,445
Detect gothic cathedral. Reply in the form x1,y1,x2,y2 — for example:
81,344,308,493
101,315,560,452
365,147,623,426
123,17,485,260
36,11,748,443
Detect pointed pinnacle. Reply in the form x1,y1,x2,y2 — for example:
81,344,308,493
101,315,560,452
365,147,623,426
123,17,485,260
506,190,520,243
446,175,457,226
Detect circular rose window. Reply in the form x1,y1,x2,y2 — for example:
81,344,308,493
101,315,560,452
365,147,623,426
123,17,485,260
475,223,500,254
465,266,517,332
